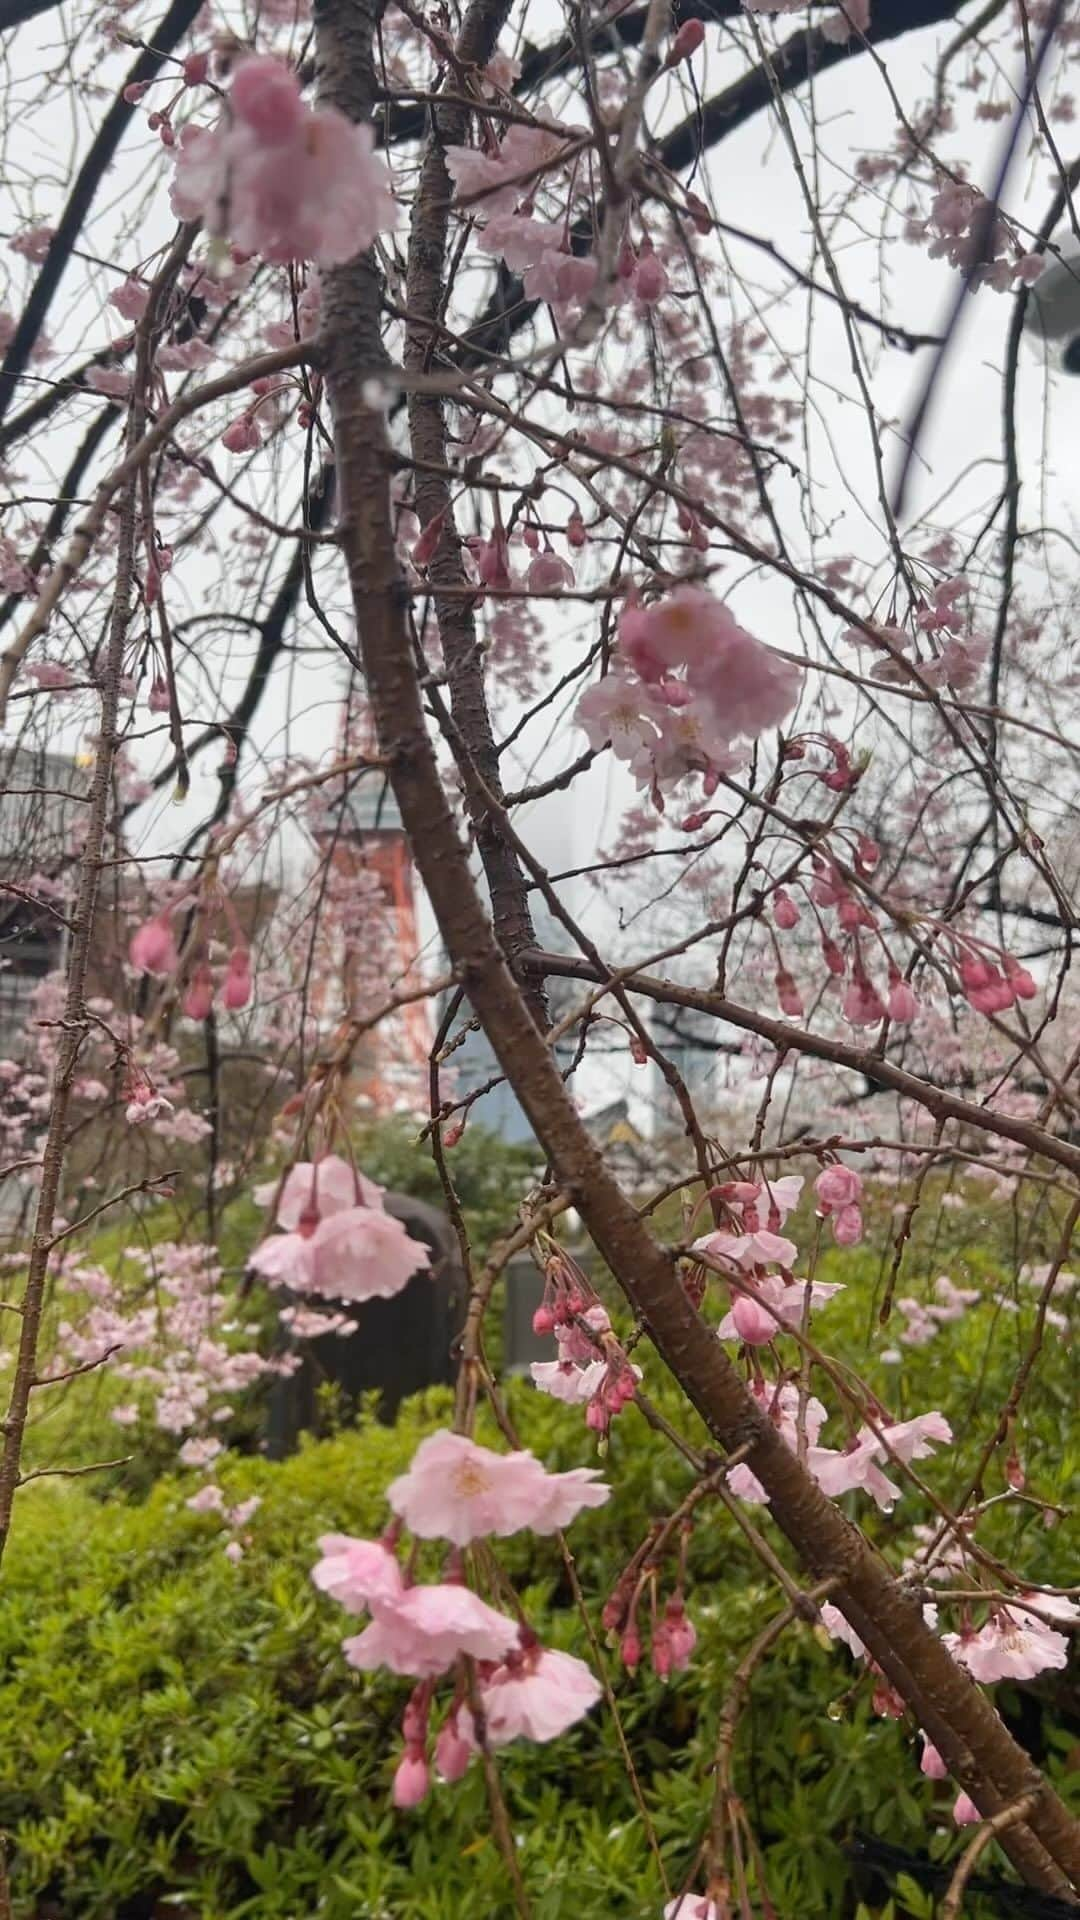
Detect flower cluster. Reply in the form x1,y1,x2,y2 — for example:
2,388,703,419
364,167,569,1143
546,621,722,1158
249,1153,430,1304
576,586,802,803
130,908,253,1019
171,55,396,267
918,182,1045,293
312,1431,609,1804
529,1246,642,1433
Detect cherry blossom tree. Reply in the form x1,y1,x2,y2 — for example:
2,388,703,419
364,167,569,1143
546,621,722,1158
1,0,1080,1913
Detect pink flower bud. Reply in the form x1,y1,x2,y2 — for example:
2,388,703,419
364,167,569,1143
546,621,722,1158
959,953,993,992
129,914,178,977
633,251,668,305
182,962,215,1021
183,51,210,84
527,549,573,593
630,1036,649,1065
230,54,304,143
434,1717,472,1783
620,1627,641,1672
775,967,803,1019
666,17,706,63
814,1164,862,1213
148,676,171,714
685,189,713,235
1003,955,1037,1000
731,1291,776,1345
832,1203,863,1246
392,1750,429,1809
566,511,587,548
474,534,511,589
887,978,918,1023
651,1622,673,1678
773,889,800,929
124,81,150,103
919,1738,947,1780
532,1304,556,1335
221,414,262,454
221,949,251,1010
953,1791,980,1826
821,937,845,977
842,977,887,1026
664,1596,697,1670
442,1119,465,1148
411,509,446,568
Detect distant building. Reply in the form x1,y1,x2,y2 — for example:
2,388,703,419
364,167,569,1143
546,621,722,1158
309,767,433,1113
0,747,89,1057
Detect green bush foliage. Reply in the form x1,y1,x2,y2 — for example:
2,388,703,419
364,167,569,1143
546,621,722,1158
1,1270,1076,1920
1,1177,1076,1916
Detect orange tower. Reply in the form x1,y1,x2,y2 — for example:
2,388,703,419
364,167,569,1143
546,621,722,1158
312,771,432,1112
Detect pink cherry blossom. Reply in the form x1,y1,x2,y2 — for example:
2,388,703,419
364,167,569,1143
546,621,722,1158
920,1738,948,1779
819,1601,867,1658
386,1430,609,1546
530,1358,607,1403
342,1582,520,1678
954,1791,981,1825
247,1229,317,1291
664,1899,720,1920
311,1533,404,1611
576,672,663,761
693,1225,798,1271
480,1644,602,1745
878,1411,952,1462
108,277,150,321
221,415,262,455
171,56,396,268
308,1205,430,1302
945,1609,1070,1683
621,590,801,743
808,1437,901,1512
258,1153,384,1227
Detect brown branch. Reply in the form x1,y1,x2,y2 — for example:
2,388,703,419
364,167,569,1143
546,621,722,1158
402,0,546,1024
525,949,1080,1183
942,1793,1040,1920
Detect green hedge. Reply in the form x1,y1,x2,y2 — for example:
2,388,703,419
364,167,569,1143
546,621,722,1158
1,1190,1076,1917
1,1356,1075,1920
